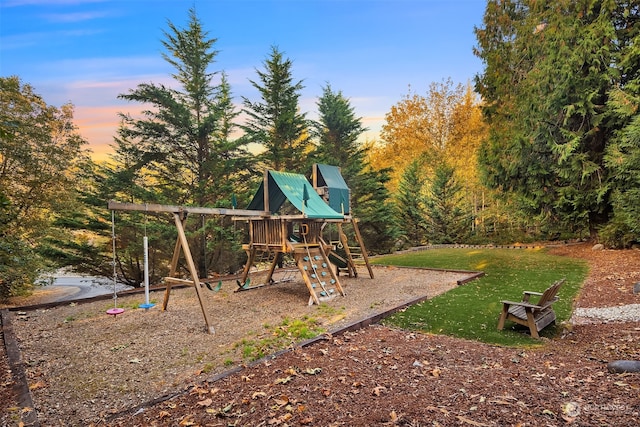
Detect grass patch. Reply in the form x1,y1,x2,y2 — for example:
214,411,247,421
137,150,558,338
234,316,325,361
374,248,589,346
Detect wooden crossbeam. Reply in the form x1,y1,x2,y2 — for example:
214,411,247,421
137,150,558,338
108,200,267,217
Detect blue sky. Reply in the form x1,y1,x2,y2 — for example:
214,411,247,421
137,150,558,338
1,0,487,160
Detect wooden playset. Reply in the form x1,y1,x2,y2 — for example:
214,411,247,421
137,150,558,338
107,164,373,333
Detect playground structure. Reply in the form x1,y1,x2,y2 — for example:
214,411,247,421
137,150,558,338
107,164,373,334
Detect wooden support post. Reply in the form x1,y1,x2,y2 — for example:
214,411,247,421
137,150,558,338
239,246,256,287
172,213,215,334
263,170,270,213
337,222,358,277
351,218,374,279
265,251,281,284
163,225,184,311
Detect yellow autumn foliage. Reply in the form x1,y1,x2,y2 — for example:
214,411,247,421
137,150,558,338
369,80,486,196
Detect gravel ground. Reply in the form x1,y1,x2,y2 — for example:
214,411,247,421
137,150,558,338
7,265,472,425
573,304,640,324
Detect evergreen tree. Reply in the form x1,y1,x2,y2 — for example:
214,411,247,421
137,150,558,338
242,46,311,173
474,0,639,238
602,87,640,247
312,84,366,177
424,164,470,244
112,8,249,278
312,84,399,253
351,166,400,254
396,158,428,246
117,9,249,206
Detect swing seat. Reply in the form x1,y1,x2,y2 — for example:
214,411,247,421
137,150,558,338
106,308,125,317
236,278,250,290
204,281,222,292
138,303,155,310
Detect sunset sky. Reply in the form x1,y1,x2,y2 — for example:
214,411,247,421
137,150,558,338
1,0,486,160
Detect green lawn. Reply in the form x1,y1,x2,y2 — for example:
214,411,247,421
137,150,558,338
373,248,589,346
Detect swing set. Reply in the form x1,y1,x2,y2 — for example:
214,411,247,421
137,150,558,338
106,164,373,334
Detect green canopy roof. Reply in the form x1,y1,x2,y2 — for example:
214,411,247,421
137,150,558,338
247,170,344,219
315,164,350,215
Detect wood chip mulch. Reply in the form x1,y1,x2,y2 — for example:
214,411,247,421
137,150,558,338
1,244,639,426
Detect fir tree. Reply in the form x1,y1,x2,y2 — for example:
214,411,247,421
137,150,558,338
242,46,310,173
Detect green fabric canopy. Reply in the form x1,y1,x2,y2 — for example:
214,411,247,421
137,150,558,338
315,164,350,215
247,170,344,219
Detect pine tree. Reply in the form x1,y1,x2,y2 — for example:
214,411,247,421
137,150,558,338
242,46,311,173
111,8,249,278
312,84,399,253
117,9,249,206
312,84,366,177
396,158,428,246
424,164,470,244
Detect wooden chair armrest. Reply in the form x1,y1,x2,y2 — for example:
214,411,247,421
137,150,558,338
522,291,543,302
501,300,541,310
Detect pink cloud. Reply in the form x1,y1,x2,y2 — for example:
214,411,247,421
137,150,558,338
73,104,146,161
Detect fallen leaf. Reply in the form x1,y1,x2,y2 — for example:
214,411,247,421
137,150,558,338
178,415,196,426
158,410,170,419
190,385,209,396
389,410,399,422
274,376,293,385
372,386,387,396
285,367,298,376
252,391,267,399
197,398,213,407
456,415,490,426
304,367,322,375
29,381,46,391
274,396,289,406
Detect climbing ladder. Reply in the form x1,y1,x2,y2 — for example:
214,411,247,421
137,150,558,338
290,243,345,305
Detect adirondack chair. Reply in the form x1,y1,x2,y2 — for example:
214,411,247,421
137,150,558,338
497,278,566,338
